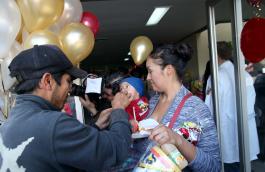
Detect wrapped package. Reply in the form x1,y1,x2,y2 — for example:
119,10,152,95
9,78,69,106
133,146,181,172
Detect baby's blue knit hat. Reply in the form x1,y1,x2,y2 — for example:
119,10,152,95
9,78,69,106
121,77,144,96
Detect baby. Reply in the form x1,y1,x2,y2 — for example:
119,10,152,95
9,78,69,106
120,77,149,132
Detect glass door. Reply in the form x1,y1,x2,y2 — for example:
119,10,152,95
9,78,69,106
205,0,264,171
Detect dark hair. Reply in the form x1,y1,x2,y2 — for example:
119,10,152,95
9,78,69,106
104,72,128,95
117,66,129,75
15,73,63,94
217,41,232,60
130,66,147,78
149,43,193,79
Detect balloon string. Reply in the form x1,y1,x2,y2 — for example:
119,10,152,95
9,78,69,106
0,108,6,119
76,63,82,85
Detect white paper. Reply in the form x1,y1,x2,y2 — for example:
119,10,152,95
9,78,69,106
138,119,159,130
85,77,102,94
74,96,84,124
131,132,150,139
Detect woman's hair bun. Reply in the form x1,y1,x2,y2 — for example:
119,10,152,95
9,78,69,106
174,43,193,62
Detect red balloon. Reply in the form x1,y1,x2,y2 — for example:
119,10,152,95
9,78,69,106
80,11,99,37
241,17,265,63
247,0,262,7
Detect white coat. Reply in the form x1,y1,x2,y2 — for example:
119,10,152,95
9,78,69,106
205,60,259,163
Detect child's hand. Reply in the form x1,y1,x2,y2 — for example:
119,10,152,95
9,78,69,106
129,120,139,133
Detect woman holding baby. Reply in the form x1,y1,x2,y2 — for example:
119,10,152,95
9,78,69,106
111,43,221,172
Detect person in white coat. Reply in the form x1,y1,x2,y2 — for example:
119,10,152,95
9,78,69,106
205,41,259,172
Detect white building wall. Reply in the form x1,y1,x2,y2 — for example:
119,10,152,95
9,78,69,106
185,23,233,79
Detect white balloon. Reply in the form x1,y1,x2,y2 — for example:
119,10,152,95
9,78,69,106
49,0,83,33
1,41,22,90
0,0,21,58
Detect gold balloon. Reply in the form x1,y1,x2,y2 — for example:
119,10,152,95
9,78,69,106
16,20,23,43
17,0,64,32
23,30,62,50
59,23,95,65
49,0,83,34
130,36,153,65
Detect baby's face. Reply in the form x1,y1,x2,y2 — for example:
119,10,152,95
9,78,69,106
120,82,139,101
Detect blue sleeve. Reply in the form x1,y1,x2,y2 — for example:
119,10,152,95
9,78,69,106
52,109,131,171
188,100,221,172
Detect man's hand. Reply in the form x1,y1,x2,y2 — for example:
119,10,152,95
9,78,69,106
245,63,254,73
95,108,112,130
79,95,97,116
111,92,130,109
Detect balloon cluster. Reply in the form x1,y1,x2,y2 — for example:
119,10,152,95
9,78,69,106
0,0,154,90
0,0,100,90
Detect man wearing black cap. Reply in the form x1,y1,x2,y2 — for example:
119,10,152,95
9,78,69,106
0,45,131,172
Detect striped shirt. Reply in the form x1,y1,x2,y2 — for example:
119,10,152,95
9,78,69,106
132,85,221,172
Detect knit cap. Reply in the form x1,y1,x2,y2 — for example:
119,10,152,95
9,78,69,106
121,77,144,96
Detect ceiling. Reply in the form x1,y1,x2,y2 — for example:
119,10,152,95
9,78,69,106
80,0,256,70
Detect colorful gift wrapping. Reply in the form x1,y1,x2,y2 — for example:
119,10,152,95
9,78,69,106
134,145,181,172
134,121,202,172
175,122,202,146
161,144,188,170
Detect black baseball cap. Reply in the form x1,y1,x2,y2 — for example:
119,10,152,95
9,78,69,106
9,45,87,91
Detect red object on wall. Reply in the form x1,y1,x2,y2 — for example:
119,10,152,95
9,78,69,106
247,0,262,7
80,11,99,37
241,17,265,63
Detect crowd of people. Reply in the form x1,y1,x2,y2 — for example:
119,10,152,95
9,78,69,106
0,41,264,172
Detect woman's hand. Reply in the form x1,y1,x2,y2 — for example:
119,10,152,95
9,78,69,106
79,95,97,116
149,125,182,147
95,108,112,129
150,124,196,162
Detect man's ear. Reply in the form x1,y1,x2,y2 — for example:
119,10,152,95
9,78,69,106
39,73,54,90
